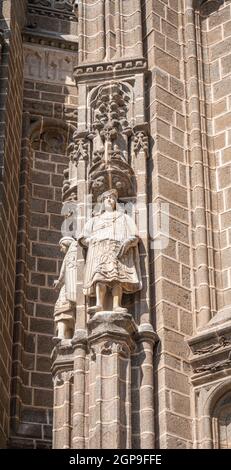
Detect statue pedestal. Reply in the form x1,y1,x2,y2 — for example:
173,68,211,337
52,313,158,449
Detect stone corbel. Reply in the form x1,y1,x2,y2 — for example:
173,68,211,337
68,130,90,166
133,123,150,157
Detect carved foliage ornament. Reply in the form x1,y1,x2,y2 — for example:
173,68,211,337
68,132,89,165
90,342,130,361
92,83,131,142
88,82,136,200
101,341,130,358
53,370,74,386
133,130,149,154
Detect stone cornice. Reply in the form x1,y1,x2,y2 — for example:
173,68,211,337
28,1,77,21
23,29,78,51
187,321,231,384
74,57,148,82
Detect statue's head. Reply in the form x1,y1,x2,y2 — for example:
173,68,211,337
71,0,79,17
59,236,73,253
100,189,118,212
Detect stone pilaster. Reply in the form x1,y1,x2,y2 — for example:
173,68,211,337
71,331,88,449
52,342,75,449
51,0,158,450
87,312,137,449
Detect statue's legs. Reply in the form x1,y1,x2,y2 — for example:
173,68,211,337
88,283,126,313
112,284,123,310
57,320,72,339
95,282,106,311
57,320,66,339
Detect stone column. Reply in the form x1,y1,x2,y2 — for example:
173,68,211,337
185,0,212,328
72,333,87,448
52,345,75,449
87,311,137,449
138,326,157,448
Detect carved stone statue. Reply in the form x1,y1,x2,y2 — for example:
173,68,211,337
53,236,77,340
78,189,142,313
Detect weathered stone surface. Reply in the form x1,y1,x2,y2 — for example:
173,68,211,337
0,0,231,452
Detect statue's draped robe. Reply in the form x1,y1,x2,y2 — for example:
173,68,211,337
79,211,142,295
54,241,77,322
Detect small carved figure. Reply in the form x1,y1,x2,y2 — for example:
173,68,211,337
53,236,77,340
78,189,142,313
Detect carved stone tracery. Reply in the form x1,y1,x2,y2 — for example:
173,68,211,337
28,0,77,17
86,81,138,200
68,132,89,165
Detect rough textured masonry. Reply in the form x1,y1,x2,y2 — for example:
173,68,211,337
0,0,230,449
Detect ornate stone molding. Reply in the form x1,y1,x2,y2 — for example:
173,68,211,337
87,311,138,348
28,0,77,20
188,321,231,383
193,336,231,356
74,58,148,82
193,353,231,374
90,341,130,360
86,81,137,200
133,124,150,155
137,323,159,345
24,44,78,85
197,0,224,7
68,131,89,165
53,369,74,387
23,30,78,51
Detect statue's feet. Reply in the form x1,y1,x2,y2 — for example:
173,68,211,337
87,304,103,314
113,306,128,314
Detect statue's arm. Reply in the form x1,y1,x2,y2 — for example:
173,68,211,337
124,214,140,245
54,260,65,290
117,215,140,258
78,218,94,248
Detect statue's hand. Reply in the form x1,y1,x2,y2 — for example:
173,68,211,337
117,240,131,258
80,237,90,247
53,280,60,290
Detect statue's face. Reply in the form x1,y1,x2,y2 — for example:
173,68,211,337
104,195,116,211
60,243,68,254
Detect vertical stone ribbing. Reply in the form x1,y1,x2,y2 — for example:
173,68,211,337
0,0,27,448
200,0,231,314
78,0,105,62
139,336,155,448
52,0,157,450
72,343,87,448
87,313,137,449
187,0,231,450
52,369,73,449
143,0,193,448
184,1,212,328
